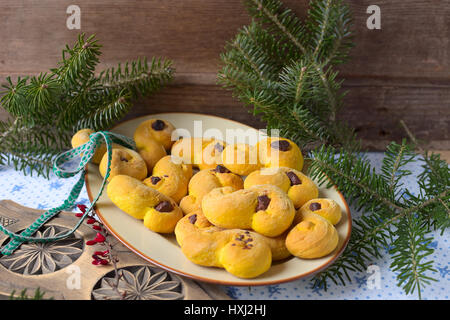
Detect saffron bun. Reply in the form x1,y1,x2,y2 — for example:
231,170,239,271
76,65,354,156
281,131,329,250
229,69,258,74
170,137,227,170
244,167,318,209
296,198,342,225
257,137,304,171
171,137,210,165
286,211,339,259
133,119,176,172
99,148,147,181
179,165,243,214
221,143,260,176
175,211,291,278
71,128,124,164
142,155,193,203
134,118,176,151
198,139,227,170
201,184,295,237
107,175,183,233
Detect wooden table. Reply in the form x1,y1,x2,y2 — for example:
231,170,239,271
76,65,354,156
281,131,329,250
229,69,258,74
0,0,449,151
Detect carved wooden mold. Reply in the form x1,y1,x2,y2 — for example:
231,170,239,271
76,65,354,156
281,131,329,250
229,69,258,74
0,200,229,300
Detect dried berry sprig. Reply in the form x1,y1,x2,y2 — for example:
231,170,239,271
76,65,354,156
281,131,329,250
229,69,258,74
75,204,125,299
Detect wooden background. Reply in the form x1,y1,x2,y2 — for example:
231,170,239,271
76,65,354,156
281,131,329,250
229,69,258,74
0,0,449,151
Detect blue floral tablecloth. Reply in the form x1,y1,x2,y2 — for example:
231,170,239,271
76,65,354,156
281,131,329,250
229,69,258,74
0,153,448,300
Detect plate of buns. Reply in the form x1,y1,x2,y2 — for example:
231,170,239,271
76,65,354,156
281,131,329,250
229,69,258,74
82,113,352,286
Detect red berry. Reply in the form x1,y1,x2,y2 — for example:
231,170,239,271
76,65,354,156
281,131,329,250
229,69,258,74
93,250,109,257
92,258,109,266
86,240,97,246
99,259,109,265
94,233,106,243
86,218,96,224
92,225,102,231
75,213,83,218
77,204,87,213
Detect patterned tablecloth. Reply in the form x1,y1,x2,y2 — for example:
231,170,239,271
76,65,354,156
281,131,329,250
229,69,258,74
0,153,448,300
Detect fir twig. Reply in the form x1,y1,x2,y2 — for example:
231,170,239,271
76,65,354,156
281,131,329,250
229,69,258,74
9,287,52,300
0,33,174,176
220,0,449,299
380,140,415,198
98,57,174,99
400,120,450,233
390,214,437,299
309,145,447,296
218,0,356,151
53,33,101,88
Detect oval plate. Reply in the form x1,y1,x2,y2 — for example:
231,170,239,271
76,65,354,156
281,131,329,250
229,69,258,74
85,113,352,286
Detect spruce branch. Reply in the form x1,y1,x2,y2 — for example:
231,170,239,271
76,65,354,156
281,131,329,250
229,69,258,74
308,0,353,65
221,0,448,299
311,0,333,57
229,38,272,82
245,0,308,54
309,145,447,296
98,57,174,99
75,89,132,131
0,77,29,118
400,120,450,232
53,33,101,88
0,33,174,177
390,214,437,299
381,140,415,198
219,0,356,151
309,146,403,212
246,0,352,106
9,287,52,300
242,21,297,69
0,118,66,177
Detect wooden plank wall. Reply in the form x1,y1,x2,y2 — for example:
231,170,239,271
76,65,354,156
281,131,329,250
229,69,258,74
0,0,449,150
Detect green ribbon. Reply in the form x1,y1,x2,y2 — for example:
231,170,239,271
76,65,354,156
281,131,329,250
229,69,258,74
0,131,136,256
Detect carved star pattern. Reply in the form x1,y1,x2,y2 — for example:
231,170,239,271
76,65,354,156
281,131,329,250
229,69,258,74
92,266,184,300
0,225,83,275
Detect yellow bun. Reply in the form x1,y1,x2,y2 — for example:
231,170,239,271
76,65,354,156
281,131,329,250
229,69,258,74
142,155,193,203
202,184,295,237
198,140,227,170
71,128,125,164
244,167,318,209
99,148,147,181
286,211,339,259
170,137,227,170
107,175,183,233
133,119,176,172
175,211,291,278
134,119,176,151
257,137,304,171
171,137,210,165
221,143,260,176
297,198,342,225
179,165,244,214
